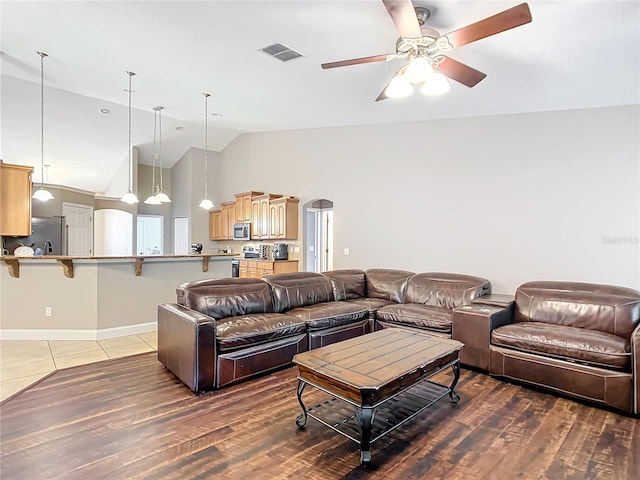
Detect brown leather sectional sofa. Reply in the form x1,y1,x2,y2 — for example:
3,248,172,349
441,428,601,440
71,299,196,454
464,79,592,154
157,271,640,415
158,269,491,392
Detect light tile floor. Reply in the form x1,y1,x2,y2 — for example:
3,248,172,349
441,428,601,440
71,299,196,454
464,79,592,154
0,332,157,402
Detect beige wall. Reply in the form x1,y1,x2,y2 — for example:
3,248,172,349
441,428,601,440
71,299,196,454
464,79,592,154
218,105,640,293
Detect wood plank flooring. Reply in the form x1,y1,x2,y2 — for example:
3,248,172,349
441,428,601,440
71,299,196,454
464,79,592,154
1,353,638,479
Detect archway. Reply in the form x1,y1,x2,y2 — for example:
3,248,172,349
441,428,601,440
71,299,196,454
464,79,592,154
302,199,334,273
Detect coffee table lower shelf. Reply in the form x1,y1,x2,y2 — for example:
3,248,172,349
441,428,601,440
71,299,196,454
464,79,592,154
295,367,460,464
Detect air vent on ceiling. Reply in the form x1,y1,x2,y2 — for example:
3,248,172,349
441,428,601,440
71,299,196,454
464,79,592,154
259,43,304,62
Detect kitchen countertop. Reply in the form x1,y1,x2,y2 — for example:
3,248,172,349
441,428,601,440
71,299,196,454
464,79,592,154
0,253,239,278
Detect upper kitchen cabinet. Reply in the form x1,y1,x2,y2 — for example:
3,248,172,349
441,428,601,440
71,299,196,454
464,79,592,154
209,209,223,240
234,191,263,224
220,201,236,240
0,162,33,236
269,197,299,239
251,193,282,239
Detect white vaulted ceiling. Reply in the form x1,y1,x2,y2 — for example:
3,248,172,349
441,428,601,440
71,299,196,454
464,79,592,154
1,1,638,193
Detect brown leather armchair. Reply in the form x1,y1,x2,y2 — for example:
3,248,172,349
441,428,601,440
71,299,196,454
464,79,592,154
489,281,640,414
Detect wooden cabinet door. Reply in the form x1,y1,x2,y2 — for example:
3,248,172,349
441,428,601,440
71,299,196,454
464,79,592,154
209,210,223,240
233,191,264,223
250,200,260,238
220,201,235,240
0,163,33,236
258,197,270,238
270,197,299,240
269,204,279,238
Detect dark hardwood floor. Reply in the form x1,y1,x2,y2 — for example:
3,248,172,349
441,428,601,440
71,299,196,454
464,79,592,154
1,353,638,479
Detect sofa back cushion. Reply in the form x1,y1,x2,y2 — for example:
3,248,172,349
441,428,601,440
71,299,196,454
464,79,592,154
364,269,415,303
178,278,274,319
322,269,366,301
404,272,491,309
515,281,640,338
263,272,334,312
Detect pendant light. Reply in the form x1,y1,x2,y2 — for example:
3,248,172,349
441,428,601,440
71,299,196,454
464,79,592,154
144,106,162,205
121,71,139,204
153,105,171,203
198,92,214,210
32,51,54,202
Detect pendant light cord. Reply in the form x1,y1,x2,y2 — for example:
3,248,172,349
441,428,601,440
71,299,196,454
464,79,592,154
38,51,47,189
158,107,163,192
203,93,210,199
127,71,135,192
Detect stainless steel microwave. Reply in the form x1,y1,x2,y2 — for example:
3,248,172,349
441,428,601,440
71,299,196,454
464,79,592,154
233,223,251,241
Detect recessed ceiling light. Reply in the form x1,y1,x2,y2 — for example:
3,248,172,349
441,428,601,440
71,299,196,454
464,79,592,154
176,126,185,132
99,108,110,114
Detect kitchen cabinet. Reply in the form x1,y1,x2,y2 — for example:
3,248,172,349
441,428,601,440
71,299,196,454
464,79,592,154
238,259,298,278
220,201,235,240
269,197,299,239
1,162,33,236
234,191,263,224
251,193,282,240
208,210,223,240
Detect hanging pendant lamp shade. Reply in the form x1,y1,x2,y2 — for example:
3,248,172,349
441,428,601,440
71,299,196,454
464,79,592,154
32,51,54,202
121,71,139,204
199,92,214,210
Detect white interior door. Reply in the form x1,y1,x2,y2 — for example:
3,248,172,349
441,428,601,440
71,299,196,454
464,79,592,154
63,202,94,255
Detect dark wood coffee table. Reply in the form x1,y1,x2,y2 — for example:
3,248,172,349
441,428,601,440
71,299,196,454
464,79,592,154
293,329,463,464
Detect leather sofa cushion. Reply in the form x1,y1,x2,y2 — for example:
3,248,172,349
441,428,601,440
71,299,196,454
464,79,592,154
515,281,640,339
364,269,415,303
376,304,453,334
216,313,307,352
179,278,274,319
405,272,491,308
263,272,334,312
286,301,368,331
492,322,631,370
322,269,366,301
347,297,395,317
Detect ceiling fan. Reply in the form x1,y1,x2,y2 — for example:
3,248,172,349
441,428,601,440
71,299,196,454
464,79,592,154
321,1,532,101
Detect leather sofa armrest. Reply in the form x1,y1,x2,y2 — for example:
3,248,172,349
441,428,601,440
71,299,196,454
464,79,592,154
472,294,515,308
157,303,217,393
632,323,640,415
452,304,514,371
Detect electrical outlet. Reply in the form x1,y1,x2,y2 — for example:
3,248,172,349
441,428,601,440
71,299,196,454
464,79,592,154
45,307,52,317
344,248,350,256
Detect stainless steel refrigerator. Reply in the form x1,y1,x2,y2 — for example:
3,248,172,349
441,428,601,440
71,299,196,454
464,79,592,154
3,216,67,255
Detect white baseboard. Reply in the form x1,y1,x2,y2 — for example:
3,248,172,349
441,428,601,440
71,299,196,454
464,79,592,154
0,322,157,341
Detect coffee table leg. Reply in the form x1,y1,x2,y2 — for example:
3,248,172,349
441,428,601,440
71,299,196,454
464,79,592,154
357,407,373,464
296,380,308,427
449,362,461,403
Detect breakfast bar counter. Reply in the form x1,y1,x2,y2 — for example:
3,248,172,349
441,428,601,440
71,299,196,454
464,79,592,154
1,253,238,278
0,254,238,341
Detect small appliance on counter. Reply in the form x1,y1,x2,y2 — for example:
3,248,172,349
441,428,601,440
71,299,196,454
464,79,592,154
191,243,203,254
259,244,271,260
242,245,260,259
273,243,288,260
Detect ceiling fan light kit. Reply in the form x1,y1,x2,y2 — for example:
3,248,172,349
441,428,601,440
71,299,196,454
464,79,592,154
322,1,532,102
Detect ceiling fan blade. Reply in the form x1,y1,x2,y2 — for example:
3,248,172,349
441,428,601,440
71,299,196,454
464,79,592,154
382,0,422,38
444,3,532,48
438,56,487,87
321,53,395,70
